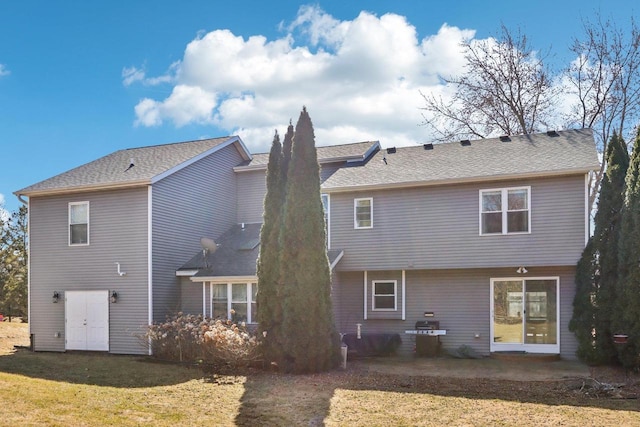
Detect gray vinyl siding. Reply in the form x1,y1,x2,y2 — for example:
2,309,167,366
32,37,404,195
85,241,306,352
29,188,149,354
330,175,586,271
236,170,266,224
180,277,204,315
152,143,242,322
235,163,343,225
333,266,578,359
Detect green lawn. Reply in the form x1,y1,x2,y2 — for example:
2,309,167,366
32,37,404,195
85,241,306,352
0,322,638,426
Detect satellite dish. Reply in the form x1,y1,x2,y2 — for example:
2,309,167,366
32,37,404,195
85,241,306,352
200,237,218,253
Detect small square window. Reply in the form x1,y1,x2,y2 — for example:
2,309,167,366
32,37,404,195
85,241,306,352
354,198,373,229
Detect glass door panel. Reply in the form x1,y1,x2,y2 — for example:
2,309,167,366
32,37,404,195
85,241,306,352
493,280,523,344
524,280,557,344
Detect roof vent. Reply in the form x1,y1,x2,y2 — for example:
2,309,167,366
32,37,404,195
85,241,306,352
124,157,136,172
499,135,511,142
423,143,434,150
460,140,471,147
386,147,396,154
546,130,559,137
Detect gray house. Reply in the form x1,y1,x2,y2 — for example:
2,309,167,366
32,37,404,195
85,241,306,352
16,129,599,359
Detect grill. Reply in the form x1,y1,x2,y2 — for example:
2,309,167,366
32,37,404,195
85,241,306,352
415,320,440,331
414,320,443,357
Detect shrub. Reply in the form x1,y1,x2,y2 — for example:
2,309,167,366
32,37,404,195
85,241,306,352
146,313,261,368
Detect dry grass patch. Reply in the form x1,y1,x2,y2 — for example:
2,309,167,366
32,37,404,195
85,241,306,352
1,322,639,426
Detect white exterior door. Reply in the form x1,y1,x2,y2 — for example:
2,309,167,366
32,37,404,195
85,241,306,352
65,291,109,351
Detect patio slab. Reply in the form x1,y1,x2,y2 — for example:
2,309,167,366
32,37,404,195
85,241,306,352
352,356,591,382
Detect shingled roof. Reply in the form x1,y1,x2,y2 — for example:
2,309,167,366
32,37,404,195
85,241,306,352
16,136,251,196
321,129,599,192
234,140,380,171
177,223,343,279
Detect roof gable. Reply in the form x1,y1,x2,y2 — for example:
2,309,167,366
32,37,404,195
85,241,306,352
16,136,251,197
234,140,380,171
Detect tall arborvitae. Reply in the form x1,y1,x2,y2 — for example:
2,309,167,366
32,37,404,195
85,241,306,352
279,107,340,373
570,132,629,364
615,129,640,368
282,120,293,174
257,131,286,365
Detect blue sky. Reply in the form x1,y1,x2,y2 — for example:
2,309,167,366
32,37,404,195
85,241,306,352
0,0,633,214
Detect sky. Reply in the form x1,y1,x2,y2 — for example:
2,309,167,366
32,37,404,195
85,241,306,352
0,0,636,215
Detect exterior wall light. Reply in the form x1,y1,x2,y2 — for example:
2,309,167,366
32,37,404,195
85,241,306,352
111,291,118,303
53,291,60,303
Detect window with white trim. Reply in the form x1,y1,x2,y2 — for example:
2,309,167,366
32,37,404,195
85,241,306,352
480,187,530,235
354,197,373,229
69,202,89,245
211,283,258,323
372,280,397,311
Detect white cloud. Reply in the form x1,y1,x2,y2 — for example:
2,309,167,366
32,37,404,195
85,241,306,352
0,64,10,77
129,6,481,150
0,194,9,223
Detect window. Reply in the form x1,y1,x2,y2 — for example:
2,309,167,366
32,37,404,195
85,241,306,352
210,283,257,323
69,202,89,245
372,280,397,311
354,197,373,229
212,284,228,319
480,187,530,235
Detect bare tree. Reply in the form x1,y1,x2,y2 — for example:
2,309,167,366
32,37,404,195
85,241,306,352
420,25,557,142
563,15,640,208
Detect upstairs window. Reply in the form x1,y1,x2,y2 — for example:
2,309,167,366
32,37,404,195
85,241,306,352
372,280,397,311
69,202,89,245
480,187,530,235
354,197,373,229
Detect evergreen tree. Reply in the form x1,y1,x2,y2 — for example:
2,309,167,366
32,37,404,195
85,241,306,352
257,131,286,365
279,107,339,373
615,129,640,368
570,132,629,364
0,205,28,321
282,120,293,175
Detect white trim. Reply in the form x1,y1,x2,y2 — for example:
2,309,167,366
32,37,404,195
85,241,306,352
26,198,31,337
372,280,398,311
322,193,331,249
585,173,590,244
320,168,596,194
354,197,373,229
176,269,199,277
479,186,531,235
204,283,207,317
151,136,251,184
191,275,257,283
68,201,90,246
363,271,368,320
489,276,560,354
402,270,406,320
147,186,153,354
329,250,344,271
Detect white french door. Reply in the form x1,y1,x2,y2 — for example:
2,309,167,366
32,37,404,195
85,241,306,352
490,277,559,353
65,290,109,351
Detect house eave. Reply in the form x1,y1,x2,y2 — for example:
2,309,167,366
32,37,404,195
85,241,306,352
15,180,150,198
322,167,596,194
190,275,258,283
176,269,199,277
